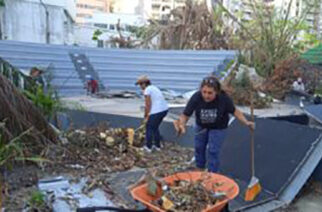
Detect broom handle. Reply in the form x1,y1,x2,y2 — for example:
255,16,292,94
250,93,255,177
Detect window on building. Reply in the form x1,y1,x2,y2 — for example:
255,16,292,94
162,6,170,12
109,24,116,30
76,13,92,18
97,7,105,11
94,23,108,28
152,5,160,11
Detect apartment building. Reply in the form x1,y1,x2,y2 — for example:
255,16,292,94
76,0,111,23
221,0,322,36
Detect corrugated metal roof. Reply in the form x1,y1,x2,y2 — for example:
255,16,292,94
0,40,236,96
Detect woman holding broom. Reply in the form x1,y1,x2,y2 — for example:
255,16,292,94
173,76,254,172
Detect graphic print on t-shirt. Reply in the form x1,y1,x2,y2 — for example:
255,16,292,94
200,109,217,124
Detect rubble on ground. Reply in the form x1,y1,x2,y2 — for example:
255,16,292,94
264,56,322,99
50,123,193,174
2,122,194,211
227,70,272,108
145,172,228,211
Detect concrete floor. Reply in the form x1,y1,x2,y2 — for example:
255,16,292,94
277,182,322,212
63,95,305,119
292,191,322,212
63,96,144,118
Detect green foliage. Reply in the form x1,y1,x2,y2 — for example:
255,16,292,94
24,86,62,120
0,124,49,169
0,127,28,167
0,133,23,168
27,190,46,210
314,84,322,95
232,71,252,90
225,59,235,72
217,0,321,77
220,59,235,77
92,29,103,41
128,26,147,39
230,71,271,108
294,32,320,53
0,0,5,7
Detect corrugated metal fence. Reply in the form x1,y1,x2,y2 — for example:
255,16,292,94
0,40,236,96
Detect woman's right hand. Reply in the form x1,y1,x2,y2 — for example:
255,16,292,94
173,120,186,136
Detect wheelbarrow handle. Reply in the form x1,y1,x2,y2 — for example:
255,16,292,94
76,206,150,212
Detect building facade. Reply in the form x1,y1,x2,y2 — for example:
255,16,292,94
75,12,146,48
76,0,111,23
220,0,322,37
110,0,190,21
0,0,76,44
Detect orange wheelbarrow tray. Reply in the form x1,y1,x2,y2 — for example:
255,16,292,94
130,171,240,212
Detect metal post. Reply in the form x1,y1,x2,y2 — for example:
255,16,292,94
0,4,4,40
40,0,50,44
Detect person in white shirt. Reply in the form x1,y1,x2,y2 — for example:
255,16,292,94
135,75,168,152
292,77,305,92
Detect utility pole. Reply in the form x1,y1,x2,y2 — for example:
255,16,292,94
40,0,50,44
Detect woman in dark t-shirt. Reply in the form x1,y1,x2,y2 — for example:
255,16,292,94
173,76,254,172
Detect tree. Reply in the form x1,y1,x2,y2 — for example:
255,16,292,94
92,29,103,41
138,0,235,50
215,0,321,77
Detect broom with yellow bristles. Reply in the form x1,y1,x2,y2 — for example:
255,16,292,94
245,93,262,201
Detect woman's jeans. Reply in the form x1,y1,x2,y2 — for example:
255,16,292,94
146,110,168,148
194,125,227,172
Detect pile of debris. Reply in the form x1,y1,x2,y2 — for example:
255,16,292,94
146,173,227,211
225,64,272,108
246,55,322,101
3,122,194,211
45,123,193,176
263,56,307,99
226,56,322,106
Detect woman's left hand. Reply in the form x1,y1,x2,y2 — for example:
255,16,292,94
246,121,255,131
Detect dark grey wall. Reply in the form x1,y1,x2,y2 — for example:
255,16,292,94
62,110,322,211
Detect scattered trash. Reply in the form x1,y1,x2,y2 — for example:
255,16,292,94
3,122,194,211
38,177,114,212
66,164,85,169
182,90,198,100
58,123,193,174
235,64,264,88
97,91,139,99
160,89,183,101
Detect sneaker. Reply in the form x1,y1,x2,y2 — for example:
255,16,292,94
153,146,161,152
143,146,152,153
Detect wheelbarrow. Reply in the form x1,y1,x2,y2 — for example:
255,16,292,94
130,171,239,212
76,171,238,212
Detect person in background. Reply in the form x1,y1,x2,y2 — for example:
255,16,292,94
30,67,45,87
292,77,305,92
135,75,168,153
85,75,99,95
173,76,254,173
